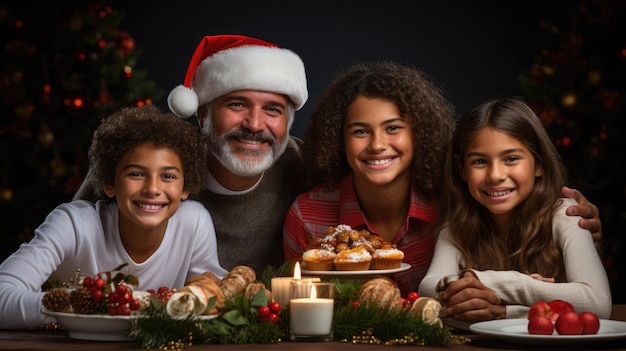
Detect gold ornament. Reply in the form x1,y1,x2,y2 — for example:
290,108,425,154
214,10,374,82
588,70,602,85
560,93,577,108
50,154,67,178
0,187,13,202
38,126,54,147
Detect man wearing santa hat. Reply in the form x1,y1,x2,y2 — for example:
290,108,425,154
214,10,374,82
166,35,308,275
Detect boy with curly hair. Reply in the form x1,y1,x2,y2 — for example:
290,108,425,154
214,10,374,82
0,105,227,329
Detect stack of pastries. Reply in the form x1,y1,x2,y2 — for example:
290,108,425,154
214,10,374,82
301,225,404,271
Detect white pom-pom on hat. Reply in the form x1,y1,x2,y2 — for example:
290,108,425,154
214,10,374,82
168,35,308,118
167,85,199,118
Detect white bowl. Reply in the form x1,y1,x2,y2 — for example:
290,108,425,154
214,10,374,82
42,310,135,341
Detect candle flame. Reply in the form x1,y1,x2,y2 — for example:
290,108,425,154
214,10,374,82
294,261,301,279
310,284,317,299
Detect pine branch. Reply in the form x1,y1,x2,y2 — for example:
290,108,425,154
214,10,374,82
131,267,460,347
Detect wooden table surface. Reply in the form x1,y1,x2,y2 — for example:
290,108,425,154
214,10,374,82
1,305,625,351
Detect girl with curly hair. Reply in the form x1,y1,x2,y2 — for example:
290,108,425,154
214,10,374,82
419,97,611,325
283,61,456,294
0,105,227,329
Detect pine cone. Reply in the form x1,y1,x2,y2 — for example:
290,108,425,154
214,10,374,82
70,288,97,314
42,288,72,313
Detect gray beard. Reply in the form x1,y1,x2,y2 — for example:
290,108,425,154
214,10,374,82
203,118,289,177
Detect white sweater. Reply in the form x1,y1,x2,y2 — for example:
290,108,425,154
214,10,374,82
419,198,612,321
0,199,227,329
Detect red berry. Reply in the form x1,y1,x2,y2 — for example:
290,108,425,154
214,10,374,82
122,292,133,304
579,312,600,335
91,289,104,301
407,292,419,303
257,305,270,318
555,311,584,335
118,306,131,316
108,292,119,303
268,301,281,313
130,299,141,311
528,315,554,335
94,277,105,289
351,301,360,308
268,313,279,324
82,276,93,288
116,284,128,295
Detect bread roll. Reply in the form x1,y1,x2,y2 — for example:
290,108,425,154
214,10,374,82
357,276,402,312
218,265,256,299
410,296,443,327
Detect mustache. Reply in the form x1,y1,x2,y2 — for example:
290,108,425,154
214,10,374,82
225,128,276,145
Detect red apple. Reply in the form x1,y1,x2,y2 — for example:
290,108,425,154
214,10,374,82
528,315,554,335
528,300,552,320
548,299,574,323
579,311,600,335
555,311,584,335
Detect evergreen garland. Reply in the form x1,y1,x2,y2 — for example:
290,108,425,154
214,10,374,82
130,264,467,348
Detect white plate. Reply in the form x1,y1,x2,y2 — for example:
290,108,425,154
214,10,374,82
301,262,410,278
42,310,218,341
469,318,626,345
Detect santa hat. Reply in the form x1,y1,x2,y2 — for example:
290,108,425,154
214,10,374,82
168,35,308,118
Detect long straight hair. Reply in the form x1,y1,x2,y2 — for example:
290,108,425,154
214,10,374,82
443,97,567,281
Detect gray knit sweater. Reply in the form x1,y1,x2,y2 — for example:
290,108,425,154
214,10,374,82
193,137,305,275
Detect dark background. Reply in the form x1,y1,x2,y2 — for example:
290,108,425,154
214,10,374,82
115,0,540,137
2,0,623,302
113,0,626,302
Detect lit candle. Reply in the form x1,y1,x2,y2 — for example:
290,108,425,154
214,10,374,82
271,277,293,308
290,281,334,340
271,262,319,308
294,261,302,279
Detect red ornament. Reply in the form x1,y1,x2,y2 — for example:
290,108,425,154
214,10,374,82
123,65,133,79
602,96,616,110
117,32,135,56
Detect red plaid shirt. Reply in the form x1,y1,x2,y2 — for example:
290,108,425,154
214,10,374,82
283,173,439,295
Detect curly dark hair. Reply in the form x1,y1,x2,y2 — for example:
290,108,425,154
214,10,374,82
88,105,208,197
303,61,456,199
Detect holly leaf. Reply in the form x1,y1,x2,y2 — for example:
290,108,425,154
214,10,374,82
250,290,268,308
221,310,248,326
205,296,216,313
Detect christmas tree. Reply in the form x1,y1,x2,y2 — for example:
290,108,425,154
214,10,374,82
0,1,162,260
518,0,625,302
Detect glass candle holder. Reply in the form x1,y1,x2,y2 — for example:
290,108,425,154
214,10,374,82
289,281,334,341
271,276,320,309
